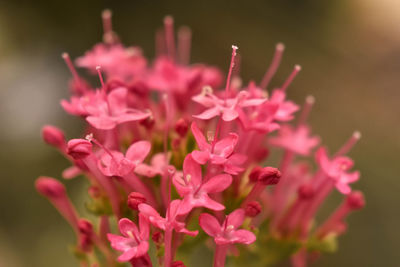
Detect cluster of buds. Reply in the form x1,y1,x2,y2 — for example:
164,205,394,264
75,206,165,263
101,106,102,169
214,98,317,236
37,10,365,267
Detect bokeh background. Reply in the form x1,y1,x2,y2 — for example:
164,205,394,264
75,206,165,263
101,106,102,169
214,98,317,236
0,0,399,266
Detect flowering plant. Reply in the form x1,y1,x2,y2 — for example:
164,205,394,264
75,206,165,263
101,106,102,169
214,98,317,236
37,10,365,267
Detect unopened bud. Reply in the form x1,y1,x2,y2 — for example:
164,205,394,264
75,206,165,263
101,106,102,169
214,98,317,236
67,139,92,159
35,176,66,198
172,261,186,267
346,191,365,210
139,114,155,130
127,192,146,210
258,167,281,185
249,166,262,183
78,219,93,235
42,125,66,149
175,118,189,137
152,231,164,244
298,184,315,199
245,201,262,217
88,186,101,198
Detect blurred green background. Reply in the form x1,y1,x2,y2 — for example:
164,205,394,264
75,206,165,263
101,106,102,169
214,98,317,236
0,0,398,266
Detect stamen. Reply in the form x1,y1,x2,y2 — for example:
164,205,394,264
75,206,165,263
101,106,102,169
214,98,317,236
96,66,106,93
207,131,215,143
164,16,176,61
87,133,115,160
260,43,285,90
334,131,361,157
177,26,192,65
202,86,213,95
61,53,80,81
297,95,315,127
281,64,301,92
155,28,166,57
225,45,239,97
226,225,234,231
102,9,113,36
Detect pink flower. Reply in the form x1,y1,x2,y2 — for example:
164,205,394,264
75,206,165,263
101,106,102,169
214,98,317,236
192,89,266,121
199,209,256,245
98,140,151,177
76,44,147,80
172,154,232,214
138,200,198,236
135,153,170,177
316,147,360,194
265,89,299,122
190,122,246,174
269,125,320,155
107,216,150,262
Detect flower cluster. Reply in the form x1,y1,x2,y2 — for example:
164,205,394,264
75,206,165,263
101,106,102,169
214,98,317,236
37,10,365,267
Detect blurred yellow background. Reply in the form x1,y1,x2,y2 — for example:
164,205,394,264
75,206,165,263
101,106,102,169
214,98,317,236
0,0,398,266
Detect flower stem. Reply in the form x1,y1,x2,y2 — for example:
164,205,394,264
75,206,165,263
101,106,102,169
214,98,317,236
214,244,228,267
164,227,173,267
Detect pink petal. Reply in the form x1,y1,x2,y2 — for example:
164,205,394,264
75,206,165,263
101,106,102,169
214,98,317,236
119,218,139,238
202,195,226,211
193,107,220,120
135,163,159,177
336,183,352,195
138,204,166,230
139,214,150,241
118,247,137,262
192,150,210,164
226,209,245,229
183,154,202,187
86,115,116,130
62,166,81,179
108,87,128,115
191,122,211,151
172,173,192,197
199,213,221,237
222,108,239,122
115,109,151,124
135,240,149,257
213,133,238,157
241,98,267,107
107,234,130,251
233,229,256,244
201,174,232,193
126,141,151,163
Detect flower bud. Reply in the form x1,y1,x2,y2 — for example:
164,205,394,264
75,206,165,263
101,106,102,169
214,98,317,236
298,184,315,200
175,118,189,137
172,261,186,267
42,125,66,149
249,166,262,183
245,201,262,217
346,191,365,210
127,192,146,210
35,176,66,198
88,186,101,198
78,219,93,235
258,167,281,185
79,234,92,252
152,231,164,244
67,139,92,159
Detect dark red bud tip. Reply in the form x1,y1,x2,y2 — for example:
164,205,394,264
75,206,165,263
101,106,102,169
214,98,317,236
79,234,92,252
346,191,365,210
127,192,146,210
298,184,315,199
152,231,164,244
42,125,66,149
249,166,262,183
172,261,186,267
78,219,93,235
67,139,92,159
245,201,262,217
35,176,66,198
175,118,189,137
258,167,281,185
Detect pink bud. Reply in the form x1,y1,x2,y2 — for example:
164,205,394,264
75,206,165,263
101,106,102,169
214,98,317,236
79,234,92,252
175,118,189,137
298,184,315,199
249,166,262,183
88,186,101,198
152,231,164,244
78,219,93,235
42,125,66,149
127,192,146,210
67,139,92,159
245,201,262,217
35,176,66,198
172,261,186,267
346,191,365,210
258,167,281,185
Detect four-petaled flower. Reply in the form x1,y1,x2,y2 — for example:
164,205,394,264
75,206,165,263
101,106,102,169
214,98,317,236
269,125,320,156
138,200,198,236
199,209,256,245
135,152,171,177
316,147,360,194
107,216,150,262
98,141,151,177
191,122,246,175
192,88,267,121
172,154,232,215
